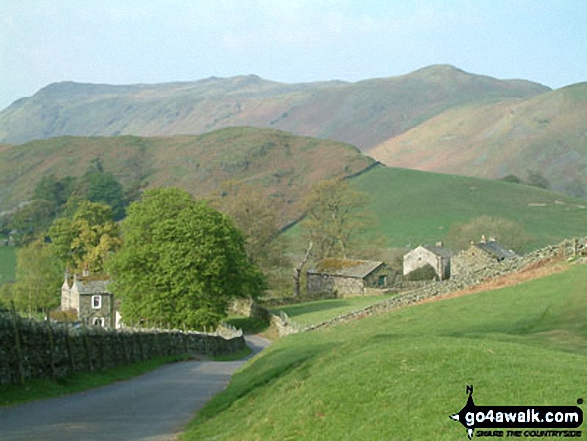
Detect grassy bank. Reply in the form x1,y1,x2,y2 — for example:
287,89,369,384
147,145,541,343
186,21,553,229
183,263,587,440
269,294,395,327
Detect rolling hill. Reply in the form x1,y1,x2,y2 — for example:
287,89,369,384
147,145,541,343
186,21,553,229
286,164,587,252
0,65,548,148
0,128,374,225
369,83,587,197
183,263,587,440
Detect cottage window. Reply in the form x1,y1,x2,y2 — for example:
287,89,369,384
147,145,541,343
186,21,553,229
92,295,102,309
378,275,387,287
92,317,104,327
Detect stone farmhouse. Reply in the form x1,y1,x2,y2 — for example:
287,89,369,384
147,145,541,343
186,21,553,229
451,236,518,278
307,259,389,297
61,269,120,329
403,243,452,280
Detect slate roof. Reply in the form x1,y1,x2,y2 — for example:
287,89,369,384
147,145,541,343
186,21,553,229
474,241,517,259
74,277,112,295
308,259,384,279
421,245,452,258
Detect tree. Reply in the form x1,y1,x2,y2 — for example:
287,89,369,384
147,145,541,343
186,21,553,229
107,188,266,330
48,200,121,272
8,200,56,245
11,239,62,316
214,184,284,267
444,215,532,253
526,170,550,190
33,174,77,211
73,159,126,221
301,179,370,260
293,241,313,297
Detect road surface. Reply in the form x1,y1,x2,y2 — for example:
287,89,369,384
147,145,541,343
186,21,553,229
0,335,270,441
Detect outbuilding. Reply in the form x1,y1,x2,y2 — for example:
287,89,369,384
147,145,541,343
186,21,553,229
307,259,388,297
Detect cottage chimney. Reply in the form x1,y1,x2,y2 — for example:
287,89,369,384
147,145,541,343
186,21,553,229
83,262,89,277
435,241,443,248
64,268,70,283
481,235,487,244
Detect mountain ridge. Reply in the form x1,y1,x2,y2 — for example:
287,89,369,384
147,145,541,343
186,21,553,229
0,65,549,146
369,82,587,197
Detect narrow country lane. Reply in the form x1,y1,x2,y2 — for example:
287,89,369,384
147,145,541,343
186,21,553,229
0,335,270,441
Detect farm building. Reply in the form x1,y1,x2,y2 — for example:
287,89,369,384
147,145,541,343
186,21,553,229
61,269,119,329
403,243,452,280
451,236,518,278
307,259,388,297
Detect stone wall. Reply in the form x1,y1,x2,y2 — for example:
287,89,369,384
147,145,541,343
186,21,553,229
0,312,245,386
451,246,497,278
298,237,587,334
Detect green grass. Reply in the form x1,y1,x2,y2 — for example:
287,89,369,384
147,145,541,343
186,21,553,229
224,315,270,335
0,354,191,407
288,165,587,252
210,346,253,362
0,246,16,283
182,264,587,440
270,294,395,327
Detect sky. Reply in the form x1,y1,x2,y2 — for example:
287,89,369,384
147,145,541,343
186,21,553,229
1,0,586,110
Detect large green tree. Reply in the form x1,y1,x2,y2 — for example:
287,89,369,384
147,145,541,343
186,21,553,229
82,164,126,221
48,200,121,272
107,188,266,330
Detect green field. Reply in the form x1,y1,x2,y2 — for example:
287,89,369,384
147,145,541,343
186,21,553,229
0,246,16,283
270,294,394,327
286,165,587,252
183,263,587,440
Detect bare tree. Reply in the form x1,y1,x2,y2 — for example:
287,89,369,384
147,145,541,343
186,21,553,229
293,241,313,297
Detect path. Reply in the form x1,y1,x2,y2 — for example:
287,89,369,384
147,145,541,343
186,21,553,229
0,335,270,441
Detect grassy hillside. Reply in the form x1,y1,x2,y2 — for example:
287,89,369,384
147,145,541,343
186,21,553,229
0,128,373,225
0,65,548,148
351,165,587,250
369,83,587,198
286,165,587,252
183,263,587,440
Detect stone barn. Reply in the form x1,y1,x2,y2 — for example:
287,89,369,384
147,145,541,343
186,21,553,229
451,237,518,278
403,244,451,280
61,269,118,328
307,259,388,297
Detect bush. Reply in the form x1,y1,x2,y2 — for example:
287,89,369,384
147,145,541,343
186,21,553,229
405,264,438,281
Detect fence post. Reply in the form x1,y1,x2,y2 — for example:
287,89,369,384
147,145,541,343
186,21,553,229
10,302,25,385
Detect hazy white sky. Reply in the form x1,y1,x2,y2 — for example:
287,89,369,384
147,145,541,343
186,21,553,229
1,0,586,110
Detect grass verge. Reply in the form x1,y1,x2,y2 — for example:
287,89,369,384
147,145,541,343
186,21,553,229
210,346,253,362
224,315,270,335
0,354,192,407
182,263,587,440
269,294,395,327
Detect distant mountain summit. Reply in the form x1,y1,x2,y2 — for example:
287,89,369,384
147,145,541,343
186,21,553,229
0,65,548,146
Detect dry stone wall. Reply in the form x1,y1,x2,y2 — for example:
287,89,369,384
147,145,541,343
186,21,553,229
0,312,245,386
293,238,587,334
